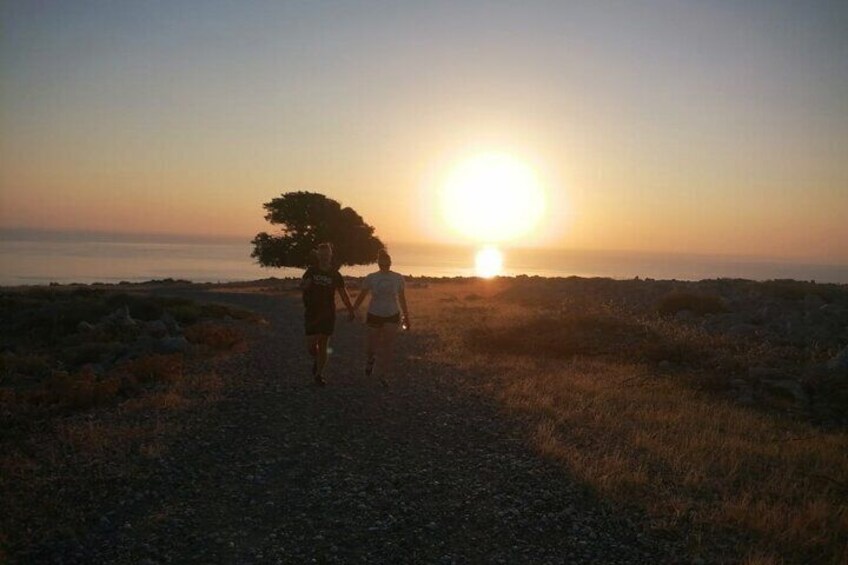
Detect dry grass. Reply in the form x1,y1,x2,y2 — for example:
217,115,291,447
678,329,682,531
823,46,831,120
657,290,726,316
513,359,848,562
407,279,848,563
184,321,244,351
118,353,183,383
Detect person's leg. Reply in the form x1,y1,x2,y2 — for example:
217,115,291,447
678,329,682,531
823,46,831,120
378,323,398,386
365,324,380,376
315,334,330,384
305,335,319,375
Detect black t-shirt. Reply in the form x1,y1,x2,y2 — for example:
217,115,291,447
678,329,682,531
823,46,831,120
302,266,344,317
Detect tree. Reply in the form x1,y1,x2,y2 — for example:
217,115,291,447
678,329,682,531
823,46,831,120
251,191,384,268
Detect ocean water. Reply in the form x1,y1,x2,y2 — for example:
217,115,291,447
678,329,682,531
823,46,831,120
1,230,846,286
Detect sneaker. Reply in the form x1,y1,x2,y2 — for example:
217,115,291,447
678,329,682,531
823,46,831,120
314,373,326,387
365,355,376,377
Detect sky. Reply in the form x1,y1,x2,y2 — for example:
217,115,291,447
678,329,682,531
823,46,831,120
2,0,847,261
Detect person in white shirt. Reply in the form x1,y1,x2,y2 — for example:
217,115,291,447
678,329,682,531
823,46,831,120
352,248,410,386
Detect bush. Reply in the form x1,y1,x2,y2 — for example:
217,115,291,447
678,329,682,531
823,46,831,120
58,342,123,368
466,308,728,370
184,322,243,351
166,303,204,325
118,354,183,384
657,291,725,316
0,352,53,379
106,293,164,321
32,368,121,410
468,311,650,359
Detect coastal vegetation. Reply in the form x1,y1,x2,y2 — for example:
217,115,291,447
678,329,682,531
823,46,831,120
2,276,846,562
0,287,254,418
409,276,848,563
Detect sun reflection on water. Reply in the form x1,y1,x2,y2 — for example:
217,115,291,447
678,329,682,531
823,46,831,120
475,246,503,278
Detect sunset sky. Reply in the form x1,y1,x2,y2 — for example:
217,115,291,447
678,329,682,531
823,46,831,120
2,1,847,261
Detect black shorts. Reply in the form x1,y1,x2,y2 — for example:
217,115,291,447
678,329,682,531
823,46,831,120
367,312,400,328
305,311,335,336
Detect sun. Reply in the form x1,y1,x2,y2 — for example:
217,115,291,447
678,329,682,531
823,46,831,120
441,153,545,243
475,246,503,278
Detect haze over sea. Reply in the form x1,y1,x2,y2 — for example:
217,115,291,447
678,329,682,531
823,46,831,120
1,229,846,286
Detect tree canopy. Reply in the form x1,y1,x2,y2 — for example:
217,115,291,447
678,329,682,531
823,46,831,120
251,192,384,268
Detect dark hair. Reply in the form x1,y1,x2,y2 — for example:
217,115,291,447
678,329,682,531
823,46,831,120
317,242,333,253
377,248,391,266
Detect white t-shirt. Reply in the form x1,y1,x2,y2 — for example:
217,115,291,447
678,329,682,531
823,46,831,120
362,270,405,317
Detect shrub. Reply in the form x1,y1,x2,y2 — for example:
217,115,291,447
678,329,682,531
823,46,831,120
184,322,243,351
0,352,52,379
58,342,123,368
118,354,183,384
93,377,122,404
166,303,204,325
44,371,75,398
106,293,164,321
37,368,119,409
468,311,650,359
657,291,725,316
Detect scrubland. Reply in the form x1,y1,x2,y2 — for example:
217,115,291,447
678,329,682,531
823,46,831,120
0,285,257,559
2,275,846,563
405,276,848,564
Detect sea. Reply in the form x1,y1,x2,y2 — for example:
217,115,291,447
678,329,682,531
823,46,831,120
1,229,846,286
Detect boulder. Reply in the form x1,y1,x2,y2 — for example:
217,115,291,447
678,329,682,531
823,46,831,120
161,312,181,335
157,336,188,354
104,305,136,328
77,321,96,333
820,303,845,316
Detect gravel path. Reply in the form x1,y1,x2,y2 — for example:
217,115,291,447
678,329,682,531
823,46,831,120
25,291,684,564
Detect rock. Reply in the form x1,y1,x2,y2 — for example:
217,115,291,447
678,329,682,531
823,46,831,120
820,303,845,316
145,319,168,338
761,379,808,405
658,360,673,370
157,336,188,354
729,379,748,388
161,312,181,334
104,305,136,328
77,321,96,333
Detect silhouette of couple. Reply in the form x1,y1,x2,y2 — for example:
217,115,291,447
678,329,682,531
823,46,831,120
299,243,409,387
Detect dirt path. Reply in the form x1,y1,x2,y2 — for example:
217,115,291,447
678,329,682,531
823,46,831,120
25,291,681,564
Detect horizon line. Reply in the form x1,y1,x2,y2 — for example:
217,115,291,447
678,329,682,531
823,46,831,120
2,226,846,266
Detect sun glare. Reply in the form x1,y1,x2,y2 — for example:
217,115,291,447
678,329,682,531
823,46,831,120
475,246,504,278
441,153,545,243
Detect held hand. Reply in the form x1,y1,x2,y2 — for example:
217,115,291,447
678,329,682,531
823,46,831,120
402,316,411,331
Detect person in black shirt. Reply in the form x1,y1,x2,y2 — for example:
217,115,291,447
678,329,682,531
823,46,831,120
300,243,355,386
